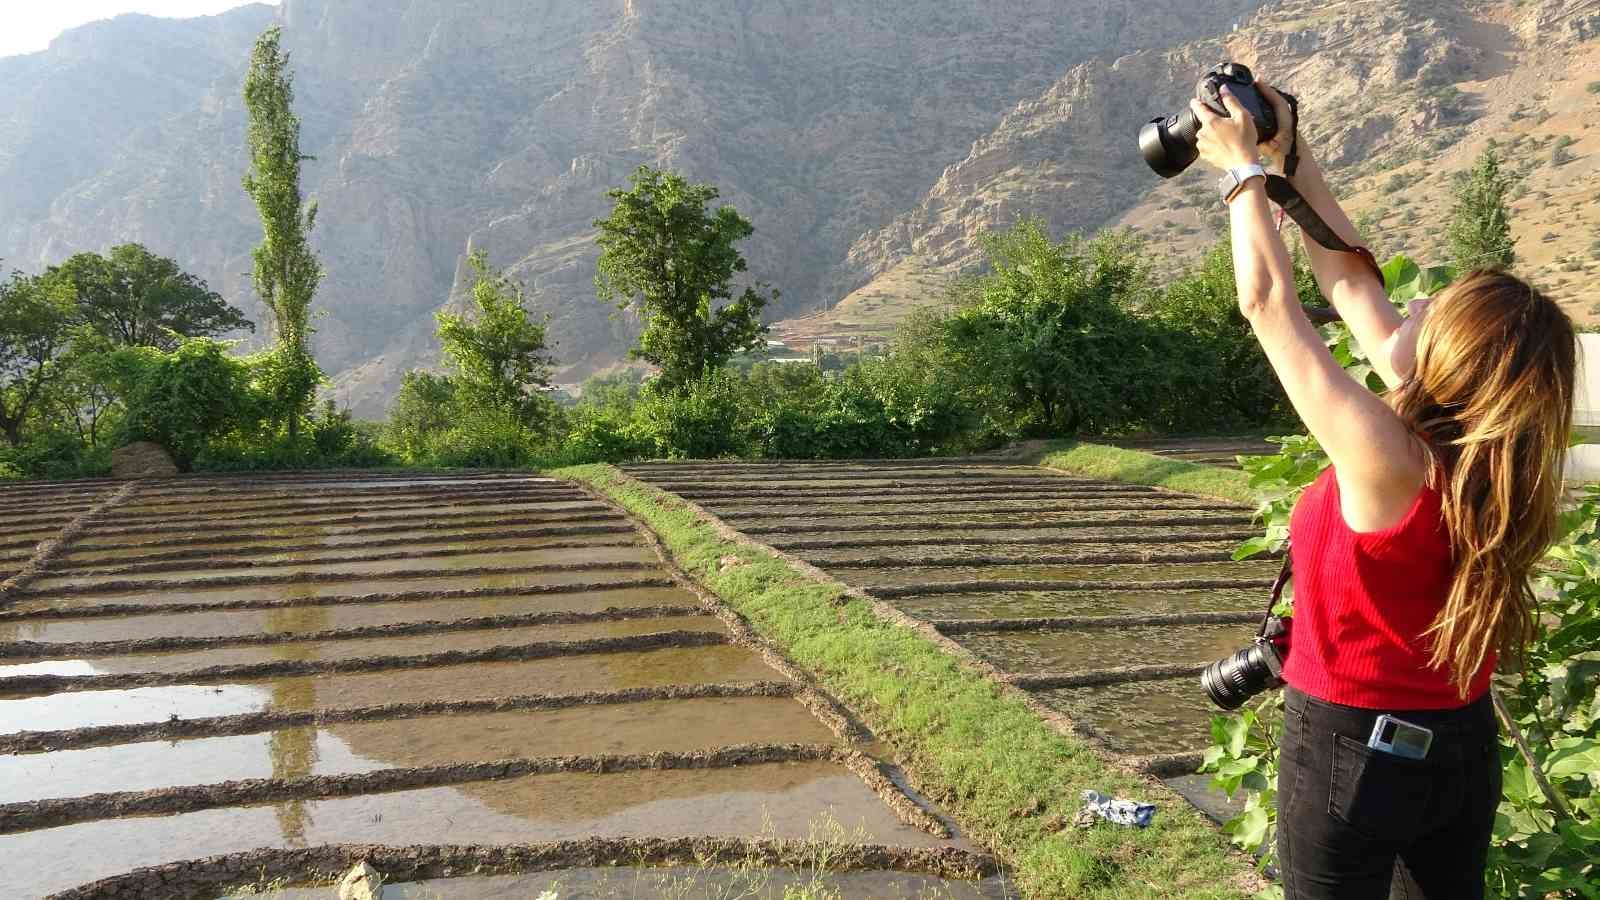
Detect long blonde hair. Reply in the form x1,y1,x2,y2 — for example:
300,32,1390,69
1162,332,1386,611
1388,270,1577,696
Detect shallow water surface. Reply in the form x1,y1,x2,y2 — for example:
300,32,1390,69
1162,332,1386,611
12,568,670,613
1035,677,1222,755
0,644,785,731
840,559,1279,589
890,587,1264,619
956,621,1255,674
0,587,700,645
1,696,833,802
33,544,656,590
0,615,726,677
2,762,945,897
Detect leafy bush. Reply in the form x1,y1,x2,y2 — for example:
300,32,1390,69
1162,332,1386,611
116,337,260,471
384,371,458,461
633,369,752,460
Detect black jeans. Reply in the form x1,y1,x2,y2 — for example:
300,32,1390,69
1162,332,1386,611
1277,686,1501,900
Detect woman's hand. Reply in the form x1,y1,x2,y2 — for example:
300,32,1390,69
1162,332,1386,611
1256,81,1298,172
1191,87,1261,172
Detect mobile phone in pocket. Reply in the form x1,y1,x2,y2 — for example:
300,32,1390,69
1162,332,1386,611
1368,715,1433,760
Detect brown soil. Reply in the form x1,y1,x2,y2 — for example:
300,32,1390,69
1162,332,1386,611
0,630,730,696
0,681,800,754
0,605,708,658
0,577,677,621
51,839,997,900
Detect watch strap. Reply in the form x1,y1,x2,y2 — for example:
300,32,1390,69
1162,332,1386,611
1220,164,1267,203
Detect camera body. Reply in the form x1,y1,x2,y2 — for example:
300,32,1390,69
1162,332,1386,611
1201,614,1291,710
1139,62,1281,178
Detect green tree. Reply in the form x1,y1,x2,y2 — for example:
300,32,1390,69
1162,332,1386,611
1446,147,1517,272
47,244,253,350
243,26,323,442
435,252,557,430
115,337,259,471
594,166,773,390
0,269,76,447
941,222,1158,435
385,371,457,460
44,329,124,450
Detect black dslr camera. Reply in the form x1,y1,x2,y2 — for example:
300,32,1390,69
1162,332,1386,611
1139,62,1282,178
1201,613,1291,710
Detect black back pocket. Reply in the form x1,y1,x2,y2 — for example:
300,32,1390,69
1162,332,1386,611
1328,733,1434,842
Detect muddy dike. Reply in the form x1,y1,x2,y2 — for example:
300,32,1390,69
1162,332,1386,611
0,605,707,659
0,681,799,753
53,839,998,900
0,742,839,832
52,535,639,573
0,629,730,695
0,577,678,621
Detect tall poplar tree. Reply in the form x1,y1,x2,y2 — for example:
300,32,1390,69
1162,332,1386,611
1446,147,1517,273
243,26,323,441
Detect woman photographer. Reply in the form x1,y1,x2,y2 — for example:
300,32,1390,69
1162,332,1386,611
1189,84,1576,898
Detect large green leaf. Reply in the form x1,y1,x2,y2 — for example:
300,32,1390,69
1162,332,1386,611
1227,805,1271,850
1544,740,1600,780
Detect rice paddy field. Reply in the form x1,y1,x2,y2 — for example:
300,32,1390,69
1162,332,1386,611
0,472,1004,899
623,459,1277,804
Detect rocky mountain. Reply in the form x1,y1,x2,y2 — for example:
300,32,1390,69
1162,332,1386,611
5,0,1595,415
0,0,1266,414
788,0,1600,347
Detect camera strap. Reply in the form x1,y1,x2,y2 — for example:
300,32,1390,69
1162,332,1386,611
1264,91,1386,291
1258,550,1293,638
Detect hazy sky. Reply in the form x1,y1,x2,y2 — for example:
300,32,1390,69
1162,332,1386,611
0,1,279,58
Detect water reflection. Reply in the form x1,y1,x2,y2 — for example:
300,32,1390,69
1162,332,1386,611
266,584,329,845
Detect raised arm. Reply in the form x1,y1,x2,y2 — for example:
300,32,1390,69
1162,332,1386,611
1192,89,1426,530
1256,83,1410,391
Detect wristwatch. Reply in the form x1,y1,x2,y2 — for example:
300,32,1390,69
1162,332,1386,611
1218,163,1267,204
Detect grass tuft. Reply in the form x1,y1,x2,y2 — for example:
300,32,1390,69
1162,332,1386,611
555,463,1253,900
1032,441,1254,504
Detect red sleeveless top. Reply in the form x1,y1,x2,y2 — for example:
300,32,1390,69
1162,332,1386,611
1284,466,1493,709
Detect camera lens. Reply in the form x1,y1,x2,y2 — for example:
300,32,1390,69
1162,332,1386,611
1138,109,1202,178
1201,642,1279,710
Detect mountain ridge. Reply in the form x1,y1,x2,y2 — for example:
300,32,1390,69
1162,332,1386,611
4,0,1595,415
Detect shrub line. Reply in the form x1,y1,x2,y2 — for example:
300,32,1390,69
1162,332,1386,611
555,463,1257,899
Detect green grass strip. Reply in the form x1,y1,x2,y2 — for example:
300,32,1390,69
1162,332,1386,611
555,463,1254,900
1034,441,1255,505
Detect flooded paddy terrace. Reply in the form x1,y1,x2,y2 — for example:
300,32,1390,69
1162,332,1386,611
626,459,1276,810
0,472,994,899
